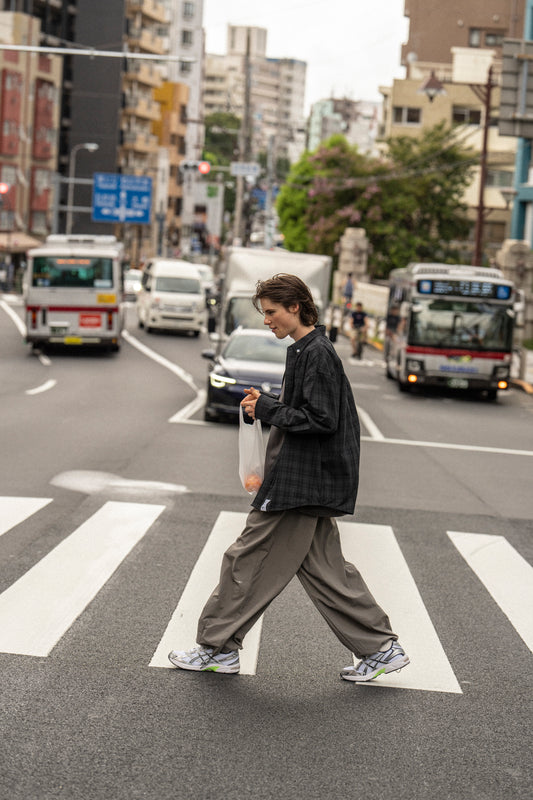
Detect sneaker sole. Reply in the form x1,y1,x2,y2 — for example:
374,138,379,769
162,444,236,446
168,653,239,673
340,655,410,683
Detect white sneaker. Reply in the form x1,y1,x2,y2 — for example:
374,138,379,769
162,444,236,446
168,645,240,674
340,641,410,682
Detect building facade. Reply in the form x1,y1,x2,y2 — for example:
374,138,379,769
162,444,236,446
307,97,380,155
203,25,307,163
379,0,527,262
0,10,62,263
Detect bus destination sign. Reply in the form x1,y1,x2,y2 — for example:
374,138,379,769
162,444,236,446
417,279,512,301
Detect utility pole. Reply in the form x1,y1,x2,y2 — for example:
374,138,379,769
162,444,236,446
264,135,275,249
233,28,252,245
472,65,494,266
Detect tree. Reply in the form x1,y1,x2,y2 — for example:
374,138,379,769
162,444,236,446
276,124,475,278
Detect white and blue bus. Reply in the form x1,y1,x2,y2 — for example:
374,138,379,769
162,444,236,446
385,263,516,400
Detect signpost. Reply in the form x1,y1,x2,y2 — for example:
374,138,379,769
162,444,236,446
92,173,152,224
230,162,261,177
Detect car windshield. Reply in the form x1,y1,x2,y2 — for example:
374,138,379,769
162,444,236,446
155,276,201,293
223,334,289,363
408,298,513,351
225,297,264,334
32,256,114,288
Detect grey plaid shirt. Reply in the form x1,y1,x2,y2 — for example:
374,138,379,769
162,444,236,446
252,326,360,516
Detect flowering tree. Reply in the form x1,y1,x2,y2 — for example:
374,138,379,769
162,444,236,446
276,124,475,278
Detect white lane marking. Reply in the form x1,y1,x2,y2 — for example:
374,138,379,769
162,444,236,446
0,299,26,336
50,470,189,496
358,407,385,441
448,531,533,654
38,354,52,366
360,436,533,457
350,383,380,390
339,522,462,693
150,510,263,674
0,501,165,657
122,329,199,391
25,379,57,395
0,497,52,538
168,389,207,423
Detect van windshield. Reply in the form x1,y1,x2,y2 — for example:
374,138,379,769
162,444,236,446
32,256,114,288
155,277,201,293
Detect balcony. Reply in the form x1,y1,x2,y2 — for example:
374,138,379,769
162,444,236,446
122,130,159,153
128,0,170,24
127,26,166,55
124,60,163,87
123,94,161,121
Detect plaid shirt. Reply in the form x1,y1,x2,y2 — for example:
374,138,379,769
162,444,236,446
252,326,360,515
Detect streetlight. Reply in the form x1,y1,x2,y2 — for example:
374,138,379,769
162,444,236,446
66,142,99,235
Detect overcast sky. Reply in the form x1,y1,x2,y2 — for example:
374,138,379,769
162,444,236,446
203,0,410,112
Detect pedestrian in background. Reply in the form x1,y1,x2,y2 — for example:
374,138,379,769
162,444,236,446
350,301,369,360
168,273,410,683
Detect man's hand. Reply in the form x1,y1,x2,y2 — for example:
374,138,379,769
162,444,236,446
241,387,260,420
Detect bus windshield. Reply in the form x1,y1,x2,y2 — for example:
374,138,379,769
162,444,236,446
32,256,114,288
408,298,513,352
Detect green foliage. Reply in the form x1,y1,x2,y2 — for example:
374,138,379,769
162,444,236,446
276,124,476,278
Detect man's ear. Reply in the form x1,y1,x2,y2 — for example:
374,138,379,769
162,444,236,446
289,303,300,315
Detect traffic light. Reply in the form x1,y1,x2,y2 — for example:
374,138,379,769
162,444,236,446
0,182,10,209
179,160,211,174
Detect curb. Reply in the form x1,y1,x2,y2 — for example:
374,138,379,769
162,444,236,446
509,378,533,394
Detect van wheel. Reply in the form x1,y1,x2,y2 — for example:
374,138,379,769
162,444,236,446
138,317,144,329
193,330,200,338
398,379,410,393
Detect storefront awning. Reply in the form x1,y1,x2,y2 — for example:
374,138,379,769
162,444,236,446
0,232,43,253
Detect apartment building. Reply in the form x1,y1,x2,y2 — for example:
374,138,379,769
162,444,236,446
379,0,526,261
307,97,380,155
0,10,62,260
203,25,307,162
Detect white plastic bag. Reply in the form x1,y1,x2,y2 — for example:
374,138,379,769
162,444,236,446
238,407,265,495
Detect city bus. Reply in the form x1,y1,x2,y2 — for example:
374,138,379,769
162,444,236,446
385,263,516,399
25,235,125,351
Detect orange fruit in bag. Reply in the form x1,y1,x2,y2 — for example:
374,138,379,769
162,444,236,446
244,473,262,492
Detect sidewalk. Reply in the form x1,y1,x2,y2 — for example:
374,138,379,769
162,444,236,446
511,348,533,394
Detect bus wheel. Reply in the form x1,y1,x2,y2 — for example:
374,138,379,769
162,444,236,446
486,389,497,401
398,380,410,393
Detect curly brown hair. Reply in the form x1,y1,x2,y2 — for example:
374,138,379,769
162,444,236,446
252,273,319,326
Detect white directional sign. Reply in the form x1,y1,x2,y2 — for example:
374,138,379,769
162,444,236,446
230,161,261,177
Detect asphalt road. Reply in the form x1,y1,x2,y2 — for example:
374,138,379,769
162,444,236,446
1,298,532,800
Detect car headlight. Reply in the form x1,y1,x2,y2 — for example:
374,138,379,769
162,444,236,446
406,359,423,373
210,372,237,388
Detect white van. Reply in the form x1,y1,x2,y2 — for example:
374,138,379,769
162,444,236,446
136,259,205,336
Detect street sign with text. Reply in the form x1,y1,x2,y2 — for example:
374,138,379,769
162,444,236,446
92,173,152,224
230,162,261,177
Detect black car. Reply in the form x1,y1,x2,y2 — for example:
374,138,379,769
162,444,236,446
202,328,289,422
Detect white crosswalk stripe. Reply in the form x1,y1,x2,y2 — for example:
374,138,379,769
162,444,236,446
0,496,52,538
0,501,165,656
448,531,533,654
339,522,461,693
0,499,531,691
150,511,263,673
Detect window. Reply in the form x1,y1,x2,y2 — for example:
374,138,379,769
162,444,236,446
183,2,194,18
485,32,504,47
486,170,513,188
181,29,193,46
452,106,481,125
469,28,481,47
392,106,421,125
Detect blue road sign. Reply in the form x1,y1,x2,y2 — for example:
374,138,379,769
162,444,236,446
92,173,152,224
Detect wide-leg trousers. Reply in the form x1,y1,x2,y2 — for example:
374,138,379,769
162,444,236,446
197,509,396,658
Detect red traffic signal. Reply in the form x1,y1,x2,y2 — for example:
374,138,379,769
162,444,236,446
0,182,10,194
198,161,211,175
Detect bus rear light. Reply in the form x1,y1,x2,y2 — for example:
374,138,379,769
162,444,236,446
407,374,418,383
107,311,114,331
497,380,508,390
30,308,38,329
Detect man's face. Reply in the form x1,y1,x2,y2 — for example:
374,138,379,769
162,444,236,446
260,298,300,340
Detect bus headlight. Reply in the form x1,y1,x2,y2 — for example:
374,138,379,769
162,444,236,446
494,366,509,379
406,359,423,373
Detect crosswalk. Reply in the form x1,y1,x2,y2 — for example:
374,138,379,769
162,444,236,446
0,496,531,692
